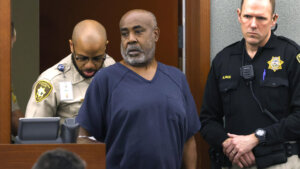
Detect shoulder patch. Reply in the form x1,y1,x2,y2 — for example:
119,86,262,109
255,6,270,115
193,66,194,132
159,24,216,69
35,80,53,102
297,54,300,63
11,92,17,103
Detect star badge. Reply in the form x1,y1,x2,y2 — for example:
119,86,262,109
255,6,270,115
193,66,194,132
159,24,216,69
267,56,284,72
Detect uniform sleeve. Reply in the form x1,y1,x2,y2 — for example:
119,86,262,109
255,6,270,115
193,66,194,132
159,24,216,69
25,79,57,118
76,73,108,142
11,91,20,112
181,74,201,140
263,46,300,144
200,63,228,147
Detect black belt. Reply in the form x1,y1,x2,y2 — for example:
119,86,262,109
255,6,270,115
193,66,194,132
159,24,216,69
284,142,299,157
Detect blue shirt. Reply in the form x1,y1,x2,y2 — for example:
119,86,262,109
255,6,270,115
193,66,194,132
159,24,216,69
76,62,201,169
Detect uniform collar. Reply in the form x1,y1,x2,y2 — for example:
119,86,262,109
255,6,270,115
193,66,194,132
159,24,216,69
232,33,278,55
261,33,277,49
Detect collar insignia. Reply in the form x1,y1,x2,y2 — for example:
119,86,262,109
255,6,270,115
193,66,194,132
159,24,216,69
297,54,300,63
267,56,284,72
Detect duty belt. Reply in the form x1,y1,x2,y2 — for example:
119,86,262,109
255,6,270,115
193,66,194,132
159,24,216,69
284,142,299,157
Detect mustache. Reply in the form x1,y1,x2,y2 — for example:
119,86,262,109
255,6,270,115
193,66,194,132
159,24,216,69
126,45,143,54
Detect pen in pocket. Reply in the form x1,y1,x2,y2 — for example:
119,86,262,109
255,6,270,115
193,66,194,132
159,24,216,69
263,69,266,81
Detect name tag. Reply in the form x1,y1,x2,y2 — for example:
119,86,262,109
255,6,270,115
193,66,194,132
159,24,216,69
59,82,73,101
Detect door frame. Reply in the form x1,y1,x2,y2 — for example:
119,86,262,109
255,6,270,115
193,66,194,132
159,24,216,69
0,0,12,144
186,0,211,168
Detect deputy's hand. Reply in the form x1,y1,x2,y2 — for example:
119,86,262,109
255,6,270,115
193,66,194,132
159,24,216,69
228,133,258,167
222,138,235,160
233,151,256,168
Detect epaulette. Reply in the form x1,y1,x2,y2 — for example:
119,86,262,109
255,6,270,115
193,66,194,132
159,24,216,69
277,36,300,51
223,41,240,50
222,41,243,55
40,63,70,81
41,68,63,81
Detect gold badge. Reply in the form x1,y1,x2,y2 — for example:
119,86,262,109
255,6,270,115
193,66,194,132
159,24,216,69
35,80,53,102
297,54,300,63
267,56,284,72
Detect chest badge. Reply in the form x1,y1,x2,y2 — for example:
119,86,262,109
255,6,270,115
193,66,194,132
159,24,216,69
296,54,300,63
267,56,284,72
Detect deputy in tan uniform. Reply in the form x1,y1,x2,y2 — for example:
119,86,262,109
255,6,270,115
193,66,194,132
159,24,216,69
25,19,115,125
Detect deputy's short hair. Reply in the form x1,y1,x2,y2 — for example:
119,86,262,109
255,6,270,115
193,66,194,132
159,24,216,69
241,0,275,14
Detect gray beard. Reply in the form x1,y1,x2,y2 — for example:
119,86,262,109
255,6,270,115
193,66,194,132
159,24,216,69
121,44,155,67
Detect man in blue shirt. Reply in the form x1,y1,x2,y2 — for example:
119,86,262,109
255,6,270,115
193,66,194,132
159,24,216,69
76,9,201,169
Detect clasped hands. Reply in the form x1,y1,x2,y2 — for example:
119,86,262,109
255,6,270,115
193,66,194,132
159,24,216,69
222,133,259,168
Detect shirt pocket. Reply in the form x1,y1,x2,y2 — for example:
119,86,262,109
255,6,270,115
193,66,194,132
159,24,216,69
260,77,289,115
218,80,239,117
58,100,82,117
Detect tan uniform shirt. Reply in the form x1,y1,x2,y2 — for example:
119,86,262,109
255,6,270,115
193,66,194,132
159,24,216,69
25,54,115,125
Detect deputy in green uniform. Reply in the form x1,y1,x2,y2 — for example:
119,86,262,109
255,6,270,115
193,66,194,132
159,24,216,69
11,22,24,136
25,20,115,126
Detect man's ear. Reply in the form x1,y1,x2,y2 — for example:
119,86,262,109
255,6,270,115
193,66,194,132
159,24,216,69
237,8,242,23
154,27,160,42
272,13,278,26
69,39,74,53
103,40,109,51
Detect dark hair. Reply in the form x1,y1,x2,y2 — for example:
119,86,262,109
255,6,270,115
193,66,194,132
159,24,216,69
32,149,86,169
241,0,275,14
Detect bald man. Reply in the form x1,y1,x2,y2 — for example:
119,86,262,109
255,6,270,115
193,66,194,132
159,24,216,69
76,10,200,169
25,20,115,126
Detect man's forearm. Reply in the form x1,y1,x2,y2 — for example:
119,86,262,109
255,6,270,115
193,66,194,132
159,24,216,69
183,136,197,169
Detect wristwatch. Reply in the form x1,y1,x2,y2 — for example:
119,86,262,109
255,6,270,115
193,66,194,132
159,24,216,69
255,128,266,144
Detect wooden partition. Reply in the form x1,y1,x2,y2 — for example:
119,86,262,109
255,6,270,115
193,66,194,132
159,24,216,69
0,0,12,144
0,144,106,169
186,0,211,168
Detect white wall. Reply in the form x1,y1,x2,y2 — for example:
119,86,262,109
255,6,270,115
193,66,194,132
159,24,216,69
211,0,300,61
11,0,39,112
